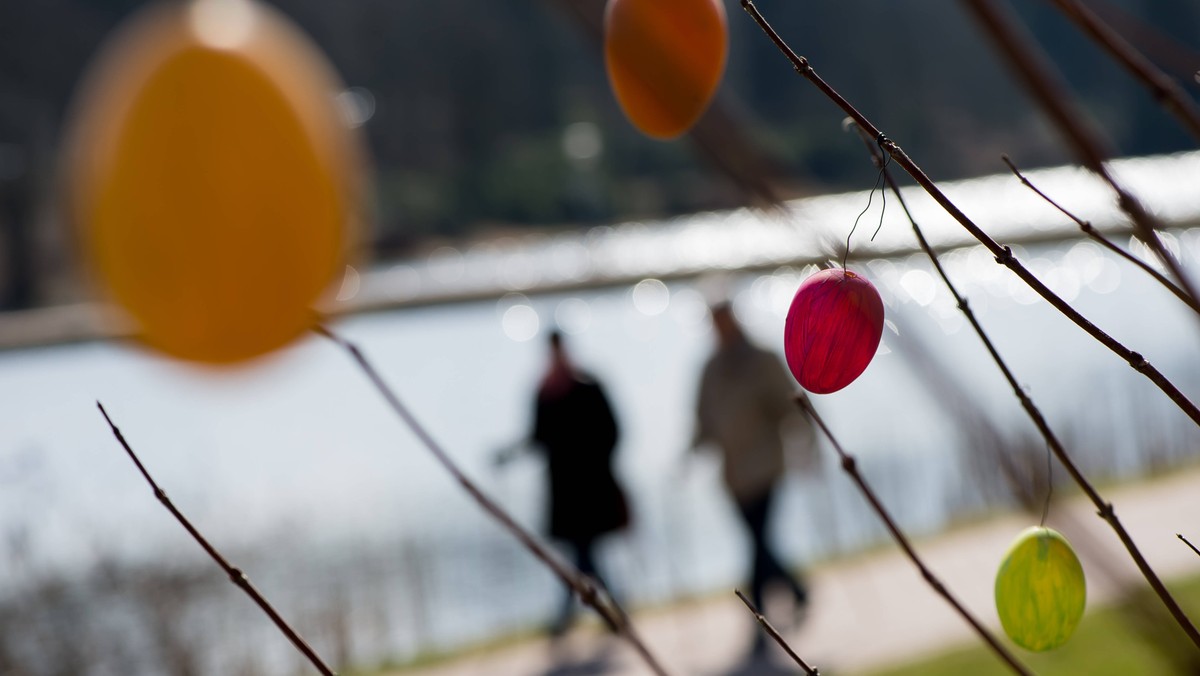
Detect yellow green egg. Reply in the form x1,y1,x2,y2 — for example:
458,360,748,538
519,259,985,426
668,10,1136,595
995,526,1086,651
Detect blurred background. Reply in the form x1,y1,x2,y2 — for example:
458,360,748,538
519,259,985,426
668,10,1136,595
2,0,1199,305
1,0,1200,674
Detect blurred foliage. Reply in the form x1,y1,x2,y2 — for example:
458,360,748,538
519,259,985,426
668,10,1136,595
0,0,1198,304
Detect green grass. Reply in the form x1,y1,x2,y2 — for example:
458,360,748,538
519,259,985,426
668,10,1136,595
868,575,1200,676
345,624,550,675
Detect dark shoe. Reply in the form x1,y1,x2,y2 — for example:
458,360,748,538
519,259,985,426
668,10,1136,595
793,602,810,632
792,579,810,629
549,612,574,640
749,630,771,661
791,576,809,606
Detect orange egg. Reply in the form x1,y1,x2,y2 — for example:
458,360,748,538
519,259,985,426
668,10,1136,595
604,0,728,140
64,0,365,364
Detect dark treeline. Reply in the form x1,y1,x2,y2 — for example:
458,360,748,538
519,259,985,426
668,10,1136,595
0,0,1197,308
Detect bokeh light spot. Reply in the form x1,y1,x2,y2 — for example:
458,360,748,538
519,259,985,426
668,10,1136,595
631,278,670,316
501,304,540,342
190,0,257,50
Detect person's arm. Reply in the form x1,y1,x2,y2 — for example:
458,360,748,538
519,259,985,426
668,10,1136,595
760,351,797,423
531,393,549,451
592,381,619,457
497,394,546,468
493,438,529,467
691,362,715,451
492,398,544,468
763,351,820,469
674,368,712,478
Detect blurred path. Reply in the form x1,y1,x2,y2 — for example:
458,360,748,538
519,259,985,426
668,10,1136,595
385,466,1200,675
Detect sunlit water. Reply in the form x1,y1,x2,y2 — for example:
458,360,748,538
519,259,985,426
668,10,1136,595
2,231,1200,672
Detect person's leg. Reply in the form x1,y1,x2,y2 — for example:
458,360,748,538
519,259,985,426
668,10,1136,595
736,491,774,610
553,536,609,636
577,536,621,610
551,540,582,636
575,536,599,579
739,488,807,610
734,493,774,657
761,487,808,607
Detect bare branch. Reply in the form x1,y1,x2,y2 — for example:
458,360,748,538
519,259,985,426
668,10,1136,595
314,326,672,676
1180,534,1200,559
96,402,336,676
962,0,1200,316
851,130,1200,653
795,394,1033,676
1043,0,1200,142
738,0,1200,431
734,589,819,675
1001,154,1198,313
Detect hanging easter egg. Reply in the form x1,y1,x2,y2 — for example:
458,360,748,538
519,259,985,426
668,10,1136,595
995,526,1087,652
64,0,365,365
604,0,727,139
783,268,884,394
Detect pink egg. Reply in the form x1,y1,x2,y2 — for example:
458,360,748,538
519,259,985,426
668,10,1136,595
784,268,885,394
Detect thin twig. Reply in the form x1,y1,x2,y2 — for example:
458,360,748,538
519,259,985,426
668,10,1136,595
962,0,1200,316
1001,155,1199,314
738,0,1200,432
854,128,1047,523
889,319,1196,671
1040,440,1052,528
851,127,1200,652
1180,534,1200,558
314,326,672,676
1042,0,1200,142
734,589,819,675
795,394,1033,676
958,6,1200,642
96,402,336,676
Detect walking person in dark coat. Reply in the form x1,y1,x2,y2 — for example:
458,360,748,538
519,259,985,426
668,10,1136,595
529,330,629,636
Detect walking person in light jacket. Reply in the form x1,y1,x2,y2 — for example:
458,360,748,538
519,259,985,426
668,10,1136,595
692,301,814,657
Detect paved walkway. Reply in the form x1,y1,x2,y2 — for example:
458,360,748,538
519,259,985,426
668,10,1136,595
387,467,1200,675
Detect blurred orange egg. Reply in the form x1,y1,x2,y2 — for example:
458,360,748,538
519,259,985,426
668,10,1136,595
64,0,365,365
604,0,728,140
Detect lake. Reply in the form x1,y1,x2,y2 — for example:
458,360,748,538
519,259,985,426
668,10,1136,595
2,161,1200,673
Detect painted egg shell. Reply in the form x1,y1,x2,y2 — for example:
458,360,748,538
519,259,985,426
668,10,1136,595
995,526,1087,652
604,0,727,140
783,268,884,394
65,0,364,365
